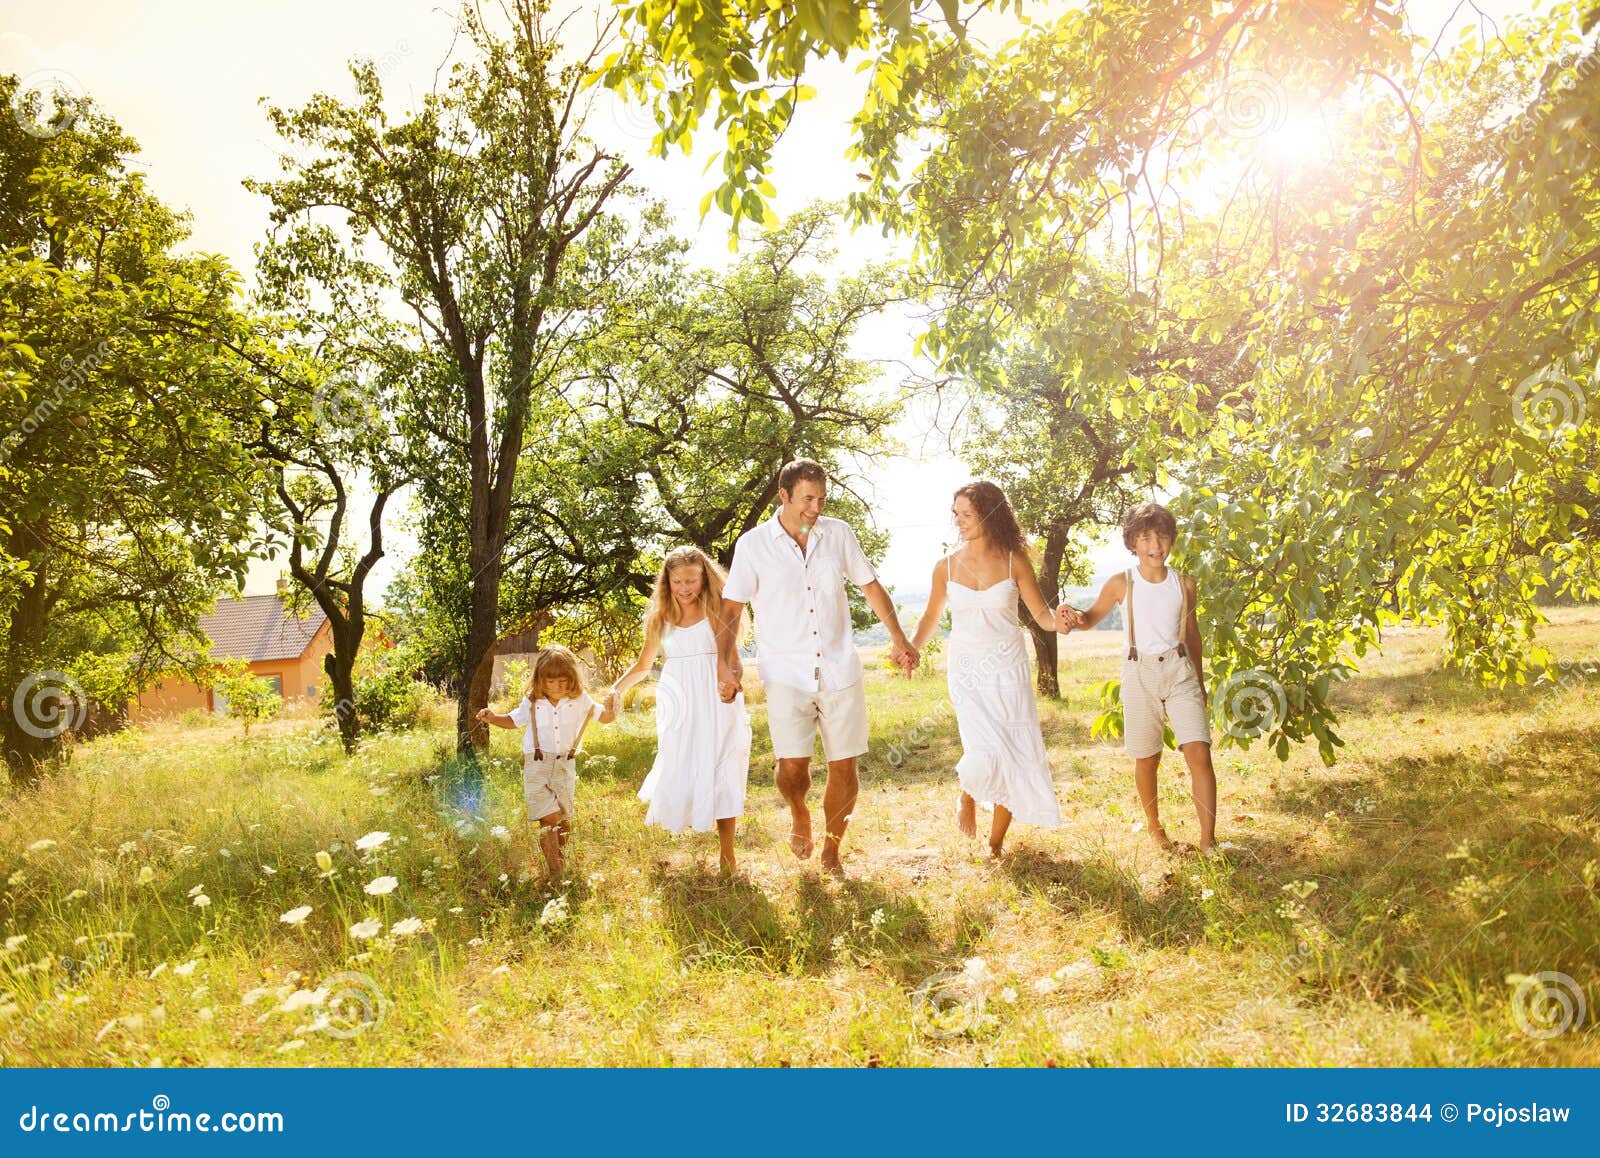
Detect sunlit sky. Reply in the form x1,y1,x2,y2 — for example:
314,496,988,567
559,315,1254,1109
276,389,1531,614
2,0,1533,600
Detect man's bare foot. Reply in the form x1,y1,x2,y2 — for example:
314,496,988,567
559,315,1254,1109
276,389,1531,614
789,810,814,859
957,793,977,839
719,856,737,877
987,840,1004,860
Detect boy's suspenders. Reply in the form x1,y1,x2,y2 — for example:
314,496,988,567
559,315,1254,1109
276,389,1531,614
565,698,598,760
1124,568,1188,661
532,698,596,761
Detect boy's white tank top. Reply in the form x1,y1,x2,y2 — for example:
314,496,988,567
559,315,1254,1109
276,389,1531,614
1130,568,1183,655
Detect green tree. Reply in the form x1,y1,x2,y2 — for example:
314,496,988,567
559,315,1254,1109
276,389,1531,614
0,78,271,784
209,657,281,738
249,215,421,754
246,1,636,755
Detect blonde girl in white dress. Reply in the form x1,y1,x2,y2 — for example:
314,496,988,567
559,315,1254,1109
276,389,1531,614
909,482,1067,857
613,546,753,874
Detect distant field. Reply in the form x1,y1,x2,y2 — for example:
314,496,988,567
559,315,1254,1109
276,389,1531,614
2,610,1596,1066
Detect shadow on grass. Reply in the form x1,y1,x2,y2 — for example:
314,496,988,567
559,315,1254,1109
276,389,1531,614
1237,731,1600,1012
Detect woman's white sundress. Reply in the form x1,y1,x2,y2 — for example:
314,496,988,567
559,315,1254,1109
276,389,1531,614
945,554,1062,827
637,617,752,833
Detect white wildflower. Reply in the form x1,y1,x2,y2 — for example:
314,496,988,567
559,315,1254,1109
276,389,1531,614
354,831,390,852
363,875,399,897
27,839,57,853
390,917,424,938
539,896,570,926
191,893,211,909
348,918,382,940
173,960,199,977
278,905,313,926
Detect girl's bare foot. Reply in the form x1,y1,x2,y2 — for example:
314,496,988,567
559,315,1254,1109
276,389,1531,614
1148,824,1174,850
957,793,977,838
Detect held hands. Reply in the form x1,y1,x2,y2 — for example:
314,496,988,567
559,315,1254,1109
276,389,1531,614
716,658,742,704
892,641,921,677
1055,602,1086,633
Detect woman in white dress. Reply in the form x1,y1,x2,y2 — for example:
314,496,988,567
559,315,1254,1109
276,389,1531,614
613,546,752,874
909,482,1068,856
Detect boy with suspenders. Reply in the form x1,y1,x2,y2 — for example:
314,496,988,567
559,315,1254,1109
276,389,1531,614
1057,503,1219,855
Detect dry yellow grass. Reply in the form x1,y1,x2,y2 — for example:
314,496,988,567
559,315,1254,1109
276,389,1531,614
2,610,1596,1066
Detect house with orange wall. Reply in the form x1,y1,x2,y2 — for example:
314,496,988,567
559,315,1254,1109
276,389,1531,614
130,581,334,720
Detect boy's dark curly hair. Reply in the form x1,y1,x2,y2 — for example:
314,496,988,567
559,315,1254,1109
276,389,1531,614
1122,502,1178,550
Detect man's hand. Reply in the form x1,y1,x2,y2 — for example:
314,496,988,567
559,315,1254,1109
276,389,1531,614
717,657,742,703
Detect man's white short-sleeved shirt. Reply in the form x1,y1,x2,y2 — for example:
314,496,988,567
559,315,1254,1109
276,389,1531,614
508,692,598,755
723,513,878,694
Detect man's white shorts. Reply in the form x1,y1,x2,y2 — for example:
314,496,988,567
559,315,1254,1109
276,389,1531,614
765,676,869,762
1122,649,1212,759
523,754,577,822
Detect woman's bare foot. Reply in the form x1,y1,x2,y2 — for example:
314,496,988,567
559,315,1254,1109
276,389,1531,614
789,809,814,859
957,793,977,839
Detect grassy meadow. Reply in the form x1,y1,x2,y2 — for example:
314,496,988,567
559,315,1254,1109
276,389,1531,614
3,610,1598,1067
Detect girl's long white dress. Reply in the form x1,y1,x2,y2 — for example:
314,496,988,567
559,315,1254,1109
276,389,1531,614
637,618,752,832
945,558,1062,827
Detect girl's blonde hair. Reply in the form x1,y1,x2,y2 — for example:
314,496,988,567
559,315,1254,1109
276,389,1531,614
523,645,589,702
644,545,747,650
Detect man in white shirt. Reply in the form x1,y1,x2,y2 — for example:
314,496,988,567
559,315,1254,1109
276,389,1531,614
717,458,918,874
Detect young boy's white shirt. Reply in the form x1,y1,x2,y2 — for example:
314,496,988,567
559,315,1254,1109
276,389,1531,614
509,693,598,755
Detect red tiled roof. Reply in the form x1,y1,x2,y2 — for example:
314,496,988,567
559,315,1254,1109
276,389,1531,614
202,594,328,663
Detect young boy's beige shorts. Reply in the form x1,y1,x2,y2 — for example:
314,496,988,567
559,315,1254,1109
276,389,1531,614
1122,649,1212,759
765,676,870,762
523,753,577,822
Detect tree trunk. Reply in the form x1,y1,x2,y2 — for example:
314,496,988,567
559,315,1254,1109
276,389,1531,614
324,636,359,755
3,561,62,787
1027,522,1072,700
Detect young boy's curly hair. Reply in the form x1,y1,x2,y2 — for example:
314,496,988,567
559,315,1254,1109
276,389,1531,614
1122,502,1178,550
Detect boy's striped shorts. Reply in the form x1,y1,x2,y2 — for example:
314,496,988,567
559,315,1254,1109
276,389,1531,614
1122,649,1212,758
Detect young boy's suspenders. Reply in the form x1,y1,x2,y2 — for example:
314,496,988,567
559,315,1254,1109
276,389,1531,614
531,697,597,761
1123,568,1188,661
